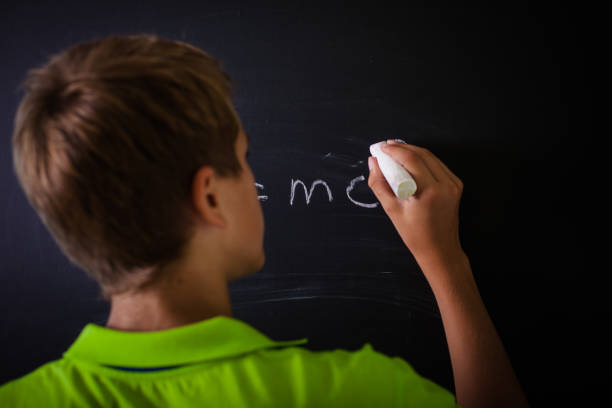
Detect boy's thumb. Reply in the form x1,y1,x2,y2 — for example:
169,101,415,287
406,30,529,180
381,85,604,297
367,156,397,212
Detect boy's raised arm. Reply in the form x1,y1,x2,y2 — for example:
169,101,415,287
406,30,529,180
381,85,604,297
367,140,529,408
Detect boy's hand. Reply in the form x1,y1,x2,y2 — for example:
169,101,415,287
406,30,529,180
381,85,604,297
367,141,464,264
369,142,530,408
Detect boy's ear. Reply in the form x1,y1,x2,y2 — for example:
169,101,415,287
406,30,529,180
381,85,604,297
191,166,227,229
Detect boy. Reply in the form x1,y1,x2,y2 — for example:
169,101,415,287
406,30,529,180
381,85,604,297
0,34,528,407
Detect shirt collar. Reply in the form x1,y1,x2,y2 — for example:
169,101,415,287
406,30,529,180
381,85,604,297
63,316,308,367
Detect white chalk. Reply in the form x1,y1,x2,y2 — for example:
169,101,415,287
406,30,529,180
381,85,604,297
369,140,417,200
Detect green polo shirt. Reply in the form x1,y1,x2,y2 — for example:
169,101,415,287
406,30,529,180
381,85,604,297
0,316,459,407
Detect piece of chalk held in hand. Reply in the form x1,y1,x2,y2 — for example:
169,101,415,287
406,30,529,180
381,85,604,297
369,140,417,200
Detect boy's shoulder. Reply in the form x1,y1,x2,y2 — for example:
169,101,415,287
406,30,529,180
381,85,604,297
255,342,458,406
0,359,68,405
0,343,459,407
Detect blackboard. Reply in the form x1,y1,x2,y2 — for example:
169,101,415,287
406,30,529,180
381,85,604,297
0,2,593,405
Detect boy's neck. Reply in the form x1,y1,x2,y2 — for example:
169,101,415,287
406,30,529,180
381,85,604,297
105,270,233,332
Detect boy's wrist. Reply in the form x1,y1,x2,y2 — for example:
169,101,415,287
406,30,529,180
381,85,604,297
414,247,469,271
414,249,474,290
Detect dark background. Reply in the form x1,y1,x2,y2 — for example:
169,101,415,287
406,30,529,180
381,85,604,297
0,2,593,406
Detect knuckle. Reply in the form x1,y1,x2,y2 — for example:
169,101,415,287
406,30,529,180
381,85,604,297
425,187,441,199
403,149,419,160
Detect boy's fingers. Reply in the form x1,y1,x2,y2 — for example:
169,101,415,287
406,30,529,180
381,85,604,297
379,143,437,190
368,156,399,213
410,145,462,189
386,142,461,189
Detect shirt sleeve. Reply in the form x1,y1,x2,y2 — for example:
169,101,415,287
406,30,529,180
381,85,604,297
336,343,460,408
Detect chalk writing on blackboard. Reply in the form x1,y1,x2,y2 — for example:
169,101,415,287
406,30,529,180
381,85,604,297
256,176,378,209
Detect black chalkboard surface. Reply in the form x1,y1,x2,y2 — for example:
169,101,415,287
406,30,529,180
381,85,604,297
0,2,593,406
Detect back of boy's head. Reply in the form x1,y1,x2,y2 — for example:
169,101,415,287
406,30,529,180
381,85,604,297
11,33,243,301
